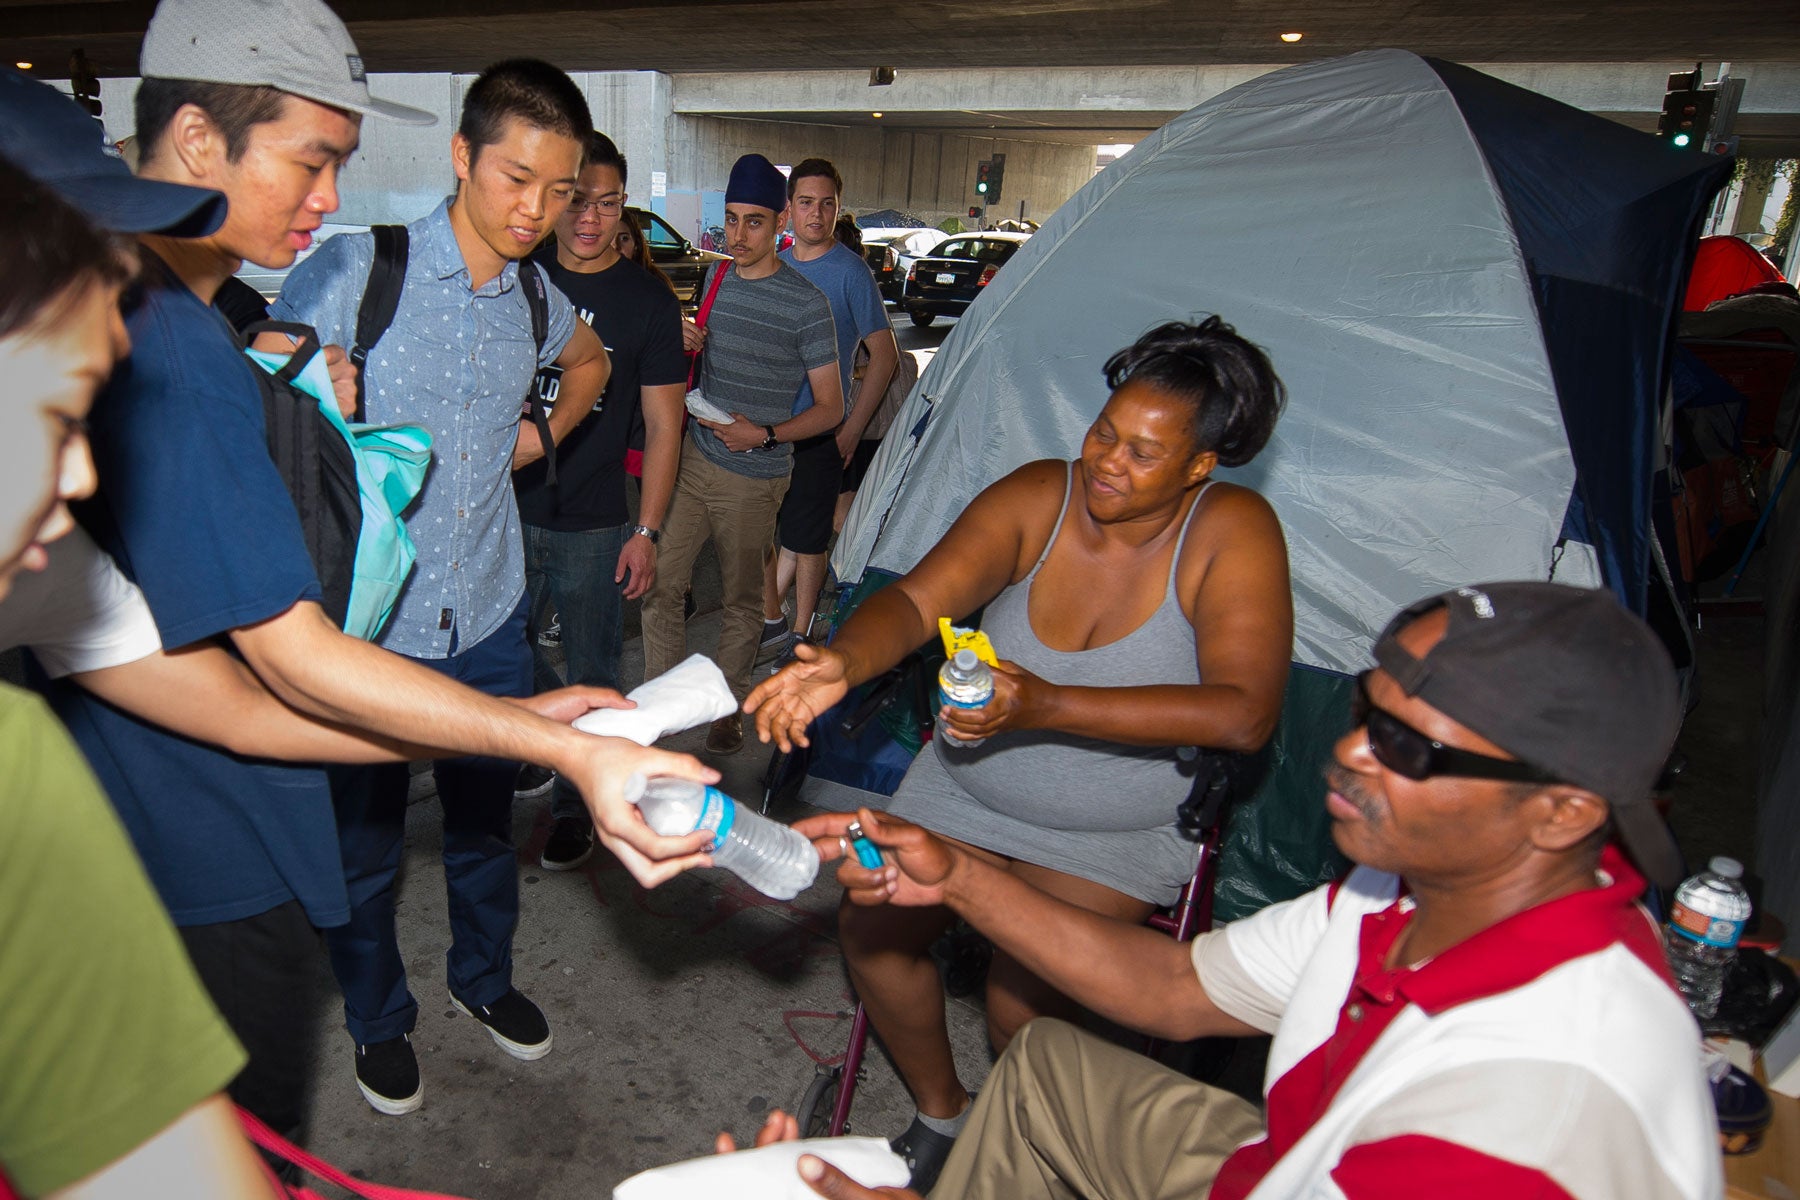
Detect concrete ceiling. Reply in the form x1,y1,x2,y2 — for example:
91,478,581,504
5,0,1795,81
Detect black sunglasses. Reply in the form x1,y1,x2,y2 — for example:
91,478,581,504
1351,672,1562,785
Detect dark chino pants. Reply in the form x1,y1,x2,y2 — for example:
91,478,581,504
322,599,532,1045
523,520,627,828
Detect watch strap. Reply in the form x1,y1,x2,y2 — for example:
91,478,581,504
630,524,661,545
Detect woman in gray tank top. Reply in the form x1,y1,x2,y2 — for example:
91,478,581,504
746,318,1292,1187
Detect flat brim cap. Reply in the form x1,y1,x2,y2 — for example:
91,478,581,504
1373,581,1684,888
141,0,436,126
0,68,228,235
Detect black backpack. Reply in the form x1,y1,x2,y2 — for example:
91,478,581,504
244,319,364,629
346,224,559,484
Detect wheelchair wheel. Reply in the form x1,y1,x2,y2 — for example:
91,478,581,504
797,1065,845,1138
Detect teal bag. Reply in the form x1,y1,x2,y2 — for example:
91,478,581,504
245,321,432,642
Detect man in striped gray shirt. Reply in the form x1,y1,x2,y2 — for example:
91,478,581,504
643,154,842,754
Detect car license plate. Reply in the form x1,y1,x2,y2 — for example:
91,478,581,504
935,272,956,284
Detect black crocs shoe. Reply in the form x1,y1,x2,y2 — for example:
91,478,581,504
890,1111,962,1195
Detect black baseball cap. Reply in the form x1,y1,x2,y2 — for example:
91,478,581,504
0,68,227,237
1372,581,1684,888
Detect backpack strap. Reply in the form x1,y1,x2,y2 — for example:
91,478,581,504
685,261,731,392
242,319,323,385
517,258,559,487
350,224,409,422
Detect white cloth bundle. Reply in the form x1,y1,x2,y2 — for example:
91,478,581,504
613,1137,909,1200
684,389,734,424
572,653,737,745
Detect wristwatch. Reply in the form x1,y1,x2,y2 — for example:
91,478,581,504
760,425,780,451
630,524,661,545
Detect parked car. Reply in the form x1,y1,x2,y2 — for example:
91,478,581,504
862,227,950,304
900,231,1032,326
628,206,730,305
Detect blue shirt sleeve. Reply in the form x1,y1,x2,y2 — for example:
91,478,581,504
846,260,889,343
269,232,374,351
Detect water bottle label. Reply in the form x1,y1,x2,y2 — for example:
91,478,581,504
696,786,736,852
1669,900,1745,948
941,689,990,710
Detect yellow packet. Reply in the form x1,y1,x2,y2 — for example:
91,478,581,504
938,617,998,666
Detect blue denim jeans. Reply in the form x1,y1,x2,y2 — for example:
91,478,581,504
323,598,532,1044
523,521,627,825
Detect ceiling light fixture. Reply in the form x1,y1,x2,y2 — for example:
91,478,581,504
14,61,32,69
1280,32,1303,42
872,111,883,118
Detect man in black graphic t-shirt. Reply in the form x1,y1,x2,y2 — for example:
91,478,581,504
515,130,686,870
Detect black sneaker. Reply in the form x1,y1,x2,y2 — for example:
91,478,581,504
536,615,562,648
451,988,552,1060
354,1034,423,1116
514,763,556,799
890,1111,963,1194
755,618,791,662
540,816,595,871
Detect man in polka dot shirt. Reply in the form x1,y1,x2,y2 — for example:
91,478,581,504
271,59,620,1116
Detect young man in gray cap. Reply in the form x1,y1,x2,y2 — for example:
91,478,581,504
782,582,1719,1199
642,152,844,754
39,0,713,1150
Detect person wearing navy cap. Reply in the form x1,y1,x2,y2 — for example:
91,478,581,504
34,0,716,1158
642,152,845,755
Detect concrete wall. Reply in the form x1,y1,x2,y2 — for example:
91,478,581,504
89,69,1093,237
664,115,1094,241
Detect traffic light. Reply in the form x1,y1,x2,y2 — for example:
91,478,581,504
1656,68,1714,149
968,206,982,218
69,49,102,118
975,160,992,199
986,153,1006,205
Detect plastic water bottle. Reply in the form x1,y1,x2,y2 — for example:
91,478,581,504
1666,856,1753,1020
623,774,818,900
937,648,995,748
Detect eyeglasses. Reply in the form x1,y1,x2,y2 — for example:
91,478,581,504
1351,671,1561,785
567,196,624,215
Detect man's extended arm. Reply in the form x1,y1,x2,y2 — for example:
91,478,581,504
795,809,1264,1043
514,322,609,469
229,600,714,883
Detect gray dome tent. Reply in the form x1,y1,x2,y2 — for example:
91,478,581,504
831,50,1729,916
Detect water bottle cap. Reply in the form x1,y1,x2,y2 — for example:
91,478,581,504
622,772,647,804
953,648,979,671
1708,856,1743,879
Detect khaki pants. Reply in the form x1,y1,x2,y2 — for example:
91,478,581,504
642,443,790,700
934,1019,1264,1200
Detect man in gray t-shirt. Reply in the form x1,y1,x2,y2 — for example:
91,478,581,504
643,153,842,754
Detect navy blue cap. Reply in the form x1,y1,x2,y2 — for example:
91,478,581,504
0,68,228,237
725,153,788,214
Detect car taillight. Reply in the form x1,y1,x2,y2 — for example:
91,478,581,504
885,247,898,270
907,265,917,282
977,264,999,287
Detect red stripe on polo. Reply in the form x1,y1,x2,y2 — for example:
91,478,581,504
1331,1134,1579,1199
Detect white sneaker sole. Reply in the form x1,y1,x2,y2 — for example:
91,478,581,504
356,1076,423,1116
451,994,553,1061
539,844,595,872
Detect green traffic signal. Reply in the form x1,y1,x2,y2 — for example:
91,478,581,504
976,181,988,193
1672,133,1691,147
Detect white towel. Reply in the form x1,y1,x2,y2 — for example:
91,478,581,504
613,1137,909,1200
572,653,737,745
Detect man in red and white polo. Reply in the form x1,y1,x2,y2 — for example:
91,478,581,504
794,580,1720,1200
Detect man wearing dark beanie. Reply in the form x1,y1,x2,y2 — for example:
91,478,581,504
642,153,843,754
